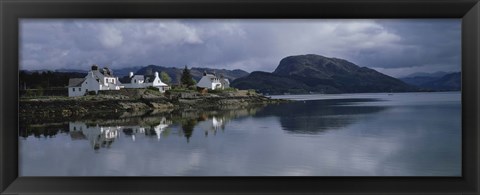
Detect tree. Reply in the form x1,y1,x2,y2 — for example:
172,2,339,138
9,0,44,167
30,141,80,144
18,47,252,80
160,71,171,84
180,65,195,87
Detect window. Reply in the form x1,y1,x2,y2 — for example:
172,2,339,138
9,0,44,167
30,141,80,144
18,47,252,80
79,88,81,91
73,88,75,92
134,79,136,83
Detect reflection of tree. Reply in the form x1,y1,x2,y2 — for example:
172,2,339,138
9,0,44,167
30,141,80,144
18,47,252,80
181,119,197,142
19,123,69,138
256,98,388,134
21,105,265,144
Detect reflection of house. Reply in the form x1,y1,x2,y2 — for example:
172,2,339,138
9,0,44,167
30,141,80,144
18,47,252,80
197,72,229,90
120,71,169,93
122,126,145,141
153,117,172,140
212,116,225,130
69,122,120,150
121,118,171,141
68,65,122,97
69,131,87,140
68,117,172,149
205,116,227,137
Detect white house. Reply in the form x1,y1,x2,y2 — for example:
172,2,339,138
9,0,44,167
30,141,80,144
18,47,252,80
197,72,230,90
121,71,169,93
68,65,122,97
220,78,230,88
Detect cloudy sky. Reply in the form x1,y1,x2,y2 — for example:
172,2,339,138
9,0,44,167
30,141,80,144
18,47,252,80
20,19,460,77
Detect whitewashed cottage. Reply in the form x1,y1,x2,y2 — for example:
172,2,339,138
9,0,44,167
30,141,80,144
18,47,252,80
68,65,122,97
121,71,169,92
197,72,230,90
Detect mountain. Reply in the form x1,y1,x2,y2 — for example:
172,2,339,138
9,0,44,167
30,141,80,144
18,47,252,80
425,72,461,91
404,71,450,78
54,67,143,77
134,65,249,84
55,68,88,73
112,66,144,77
416,72,461,91
23,65,248,86
232,54,417,94
399,72,460,91
231,71,317,94
399,76,440,87
191,67,249,82
19,70,87,89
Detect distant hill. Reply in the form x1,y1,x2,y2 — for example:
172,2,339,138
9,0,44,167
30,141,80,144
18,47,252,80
232,54,417,94
399,72,460,91
399,76,440,87
134,65,249,84
403,71,450,78
21,65,248,88
55,68,88,73
55,67,143,77
113,66,144,77
231,71,318,94
19,70,87,89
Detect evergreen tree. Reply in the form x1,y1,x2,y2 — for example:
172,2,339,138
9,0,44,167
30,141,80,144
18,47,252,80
180,65,195,87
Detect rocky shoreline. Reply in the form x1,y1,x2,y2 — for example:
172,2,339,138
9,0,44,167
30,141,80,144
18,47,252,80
19,89,289,123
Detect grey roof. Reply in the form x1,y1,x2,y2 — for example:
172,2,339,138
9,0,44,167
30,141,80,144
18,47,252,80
203,74,218,81
144,75,155,83
92,70,105,80
90,69,118,84
120,74,157,84
221,78,230,84
132,75,145,81
68,78,86,87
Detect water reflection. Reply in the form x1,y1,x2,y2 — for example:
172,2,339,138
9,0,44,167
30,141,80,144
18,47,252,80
19,92,461,176
20,98,387,149
68,118,172,150
256,98,388,134
20,106,263,150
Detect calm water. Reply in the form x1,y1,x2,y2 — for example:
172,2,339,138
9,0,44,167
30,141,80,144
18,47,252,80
19,92,461,176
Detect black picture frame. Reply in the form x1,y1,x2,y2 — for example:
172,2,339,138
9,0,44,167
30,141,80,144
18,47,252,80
1,0,479,194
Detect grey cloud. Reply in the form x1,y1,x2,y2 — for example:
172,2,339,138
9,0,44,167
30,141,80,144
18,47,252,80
20,19,460,76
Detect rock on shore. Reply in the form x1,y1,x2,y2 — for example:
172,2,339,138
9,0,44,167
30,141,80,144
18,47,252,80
19,89,288,122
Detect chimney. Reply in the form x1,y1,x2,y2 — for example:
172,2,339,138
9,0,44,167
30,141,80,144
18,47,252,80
203,71,207,76
91,64,98,71
154,71,159,78
129,72,134,78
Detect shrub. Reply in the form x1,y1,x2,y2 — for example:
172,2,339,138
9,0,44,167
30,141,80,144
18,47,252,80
147,86,158,91
87,91,97,95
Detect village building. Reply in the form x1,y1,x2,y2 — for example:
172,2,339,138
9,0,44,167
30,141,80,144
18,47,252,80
67,65,122,97
196,72,230,90
120,71,170,93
